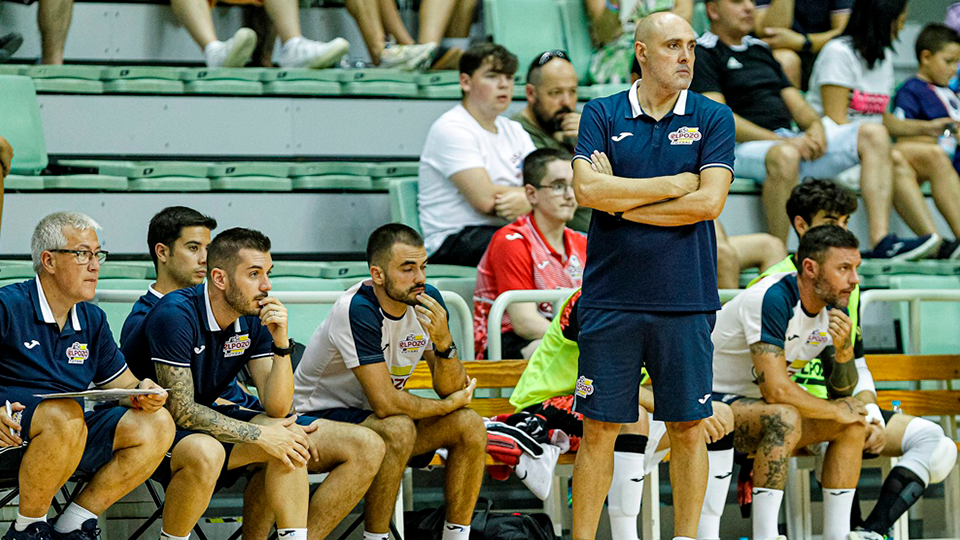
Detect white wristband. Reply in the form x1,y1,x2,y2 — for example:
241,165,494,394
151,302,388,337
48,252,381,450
864,402,885,428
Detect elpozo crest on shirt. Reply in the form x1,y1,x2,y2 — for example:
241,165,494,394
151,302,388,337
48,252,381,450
66,342,89,364
223,334,251,357
669,126,702,145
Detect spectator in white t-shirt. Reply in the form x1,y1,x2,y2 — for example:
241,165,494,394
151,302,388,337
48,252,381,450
418,43,538,266
809,0,956,259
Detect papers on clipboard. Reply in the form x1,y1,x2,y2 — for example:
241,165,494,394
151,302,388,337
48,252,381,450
34,388,167,402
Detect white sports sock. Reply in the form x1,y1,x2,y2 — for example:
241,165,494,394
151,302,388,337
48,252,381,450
441,521,470,540
160,529,190,540
822,488,855,540
698,448,733,540
276,528,307,540
14,513,46,532
751,487,784,539
203,40,224,56
608,450,645,540
362,532,389,540
54,503,96,533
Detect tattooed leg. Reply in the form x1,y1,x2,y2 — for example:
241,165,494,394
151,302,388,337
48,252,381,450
730,399,802,490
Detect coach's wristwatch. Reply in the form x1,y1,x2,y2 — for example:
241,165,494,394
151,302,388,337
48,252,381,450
434,342,457,359
272,338,297,357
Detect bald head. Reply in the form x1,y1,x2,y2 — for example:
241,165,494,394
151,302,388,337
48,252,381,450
634,12,694,44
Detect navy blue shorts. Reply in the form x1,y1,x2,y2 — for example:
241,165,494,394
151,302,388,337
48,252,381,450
576,308,716,423
0,397,127,476
300,408,436,468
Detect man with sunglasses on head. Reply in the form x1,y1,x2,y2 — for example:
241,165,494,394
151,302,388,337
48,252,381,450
419,43,537,267
473,148,586,360
0,211,174,540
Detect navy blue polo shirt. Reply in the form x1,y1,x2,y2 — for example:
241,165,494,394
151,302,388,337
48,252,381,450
122,284,273,407
0,278,127,394
573,81,735,312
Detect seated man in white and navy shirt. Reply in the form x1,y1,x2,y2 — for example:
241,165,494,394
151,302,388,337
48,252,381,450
294,224,486,540
709,225,868,540
0,211,173,540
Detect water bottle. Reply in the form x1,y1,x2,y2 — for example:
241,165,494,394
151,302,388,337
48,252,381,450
939,127,957,160
892,400,902,414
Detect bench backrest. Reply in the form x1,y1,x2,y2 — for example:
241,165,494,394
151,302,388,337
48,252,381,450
406,360,527,417
865,354,960,418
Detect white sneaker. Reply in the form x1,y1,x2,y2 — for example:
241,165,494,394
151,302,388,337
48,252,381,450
515,442,560,501
278,37,349,69
848,529,886,540
205,28,257,68
378,43,438,71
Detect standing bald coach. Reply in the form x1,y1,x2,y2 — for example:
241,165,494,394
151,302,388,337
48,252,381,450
570,12,736,540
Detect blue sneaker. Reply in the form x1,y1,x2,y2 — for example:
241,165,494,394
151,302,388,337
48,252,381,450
866,233,941,261
53,520,99,540
2,522,55,540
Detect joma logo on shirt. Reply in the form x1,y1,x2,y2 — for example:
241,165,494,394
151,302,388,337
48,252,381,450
399,334,427,354
66,342,89,364
669,126,701,145
223,334,251,357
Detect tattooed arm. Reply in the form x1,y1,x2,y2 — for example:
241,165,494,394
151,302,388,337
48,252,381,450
156,364,311,468
750,341,865,423
820,346,859,398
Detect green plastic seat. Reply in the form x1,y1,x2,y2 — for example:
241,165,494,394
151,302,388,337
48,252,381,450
342,82,419,97
99,264,151,279
184,80,263,95
368,162,419,178
103,80,185,94
128,177,212,192
428,265,478,279
102,67,185,80
728,178,762,194
316,261,371,279
0,66,25,76
578,83,631,100
270,261,325,278
108,261,157,279
210,176,293,191
416,71,460,86
419,85,461,99
259,68,342,82
388,177,422,234
430,277,477,351
32,79,103,94
512,84,526,99
0,264,37,279
269,277,345,343
288,162,372,177
557,0,595,83
4,174,45,190
0,75,47,174
889,275,960,353
692,1,710,36
180,68,263,82
335,69,418,84
484,0,566,76
42,174,129,191
262,81,342,96
292,175,374,190
27,65,105,93
207,162,292,177
59,160,210,178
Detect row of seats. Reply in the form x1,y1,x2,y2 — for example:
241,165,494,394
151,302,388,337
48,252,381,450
0,63,631,100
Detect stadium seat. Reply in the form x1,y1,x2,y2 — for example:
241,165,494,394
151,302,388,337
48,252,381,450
416,71,460,86
387,177,422,234
0,75,47,175
128,177,212,191
207,162,292,177
556,0,595,83
578,83,631,99
260,68,342,95
343,82,419,97
4,175,45,190
334,69,418,84
26,65,104,94
181,68,263,96
58,160,210,178
288,162,371,177
418,85,461,99
692,1,711,36
292,174,375,190
210,176,293,191
484,0,566,78
101,67,186,94
269,277,345,343
42,174,129,191
367,162,419,178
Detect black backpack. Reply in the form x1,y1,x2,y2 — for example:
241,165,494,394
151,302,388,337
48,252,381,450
403,498,558,540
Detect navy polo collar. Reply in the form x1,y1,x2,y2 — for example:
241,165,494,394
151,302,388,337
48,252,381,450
627,79,691,119
32,276,81,332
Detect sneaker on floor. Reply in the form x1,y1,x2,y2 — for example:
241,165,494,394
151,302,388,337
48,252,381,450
0,32,23,63
205,28,257,68
378,42,438,71
2,522,55,540
848,527,887,540
866,233,941,261
278,37,349,69
938,238,960,259
54,519,100,540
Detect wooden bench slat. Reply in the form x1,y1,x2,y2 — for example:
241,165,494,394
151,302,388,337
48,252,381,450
405,360,528,390
876,390,960,417
865,354,960,381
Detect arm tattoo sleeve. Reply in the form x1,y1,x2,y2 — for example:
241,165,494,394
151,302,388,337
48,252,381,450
749,342,785,386
820,347,858,398
156,364,262,444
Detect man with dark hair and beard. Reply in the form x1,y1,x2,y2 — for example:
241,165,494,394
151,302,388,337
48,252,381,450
123,227,384,540
708,224,868,540
294,223,486,540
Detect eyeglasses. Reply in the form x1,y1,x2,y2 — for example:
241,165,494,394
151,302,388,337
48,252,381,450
535,50,569,67
50,249,109,265
538,182,575,195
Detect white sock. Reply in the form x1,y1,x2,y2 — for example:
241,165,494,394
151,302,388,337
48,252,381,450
54,503,97,534
822,488,855,540
14,513,46,532
203,40,224,55
698,448,733,540
160,529,190,540
441,521,470,540
276,528,307,540
362,532,389,540
672,537,696,540
608,450,645,540
282,36,303,50
751,487,784,539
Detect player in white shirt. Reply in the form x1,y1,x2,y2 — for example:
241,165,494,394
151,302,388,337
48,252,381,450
294,224,485,540
709,225,868,540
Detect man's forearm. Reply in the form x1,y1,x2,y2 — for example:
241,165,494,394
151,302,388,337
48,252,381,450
756,0,794,29
734,114,783,142
261,355,295,417
574,164,691,213
621,184,723,226
432,356,467,398
762,381,839,419
375,391,457,420
884,113,935,138
170,400,262,444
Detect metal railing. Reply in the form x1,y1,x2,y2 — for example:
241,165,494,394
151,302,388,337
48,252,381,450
95,289,476,361
485,289,744,360
859,289,960,355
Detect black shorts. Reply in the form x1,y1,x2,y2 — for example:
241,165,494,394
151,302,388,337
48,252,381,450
300,408,436,468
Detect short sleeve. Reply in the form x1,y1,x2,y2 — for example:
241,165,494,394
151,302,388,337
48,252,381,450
486,230,536,293
812,40,859,90
92,314,129,386
423,122,486,179
690,48,724,95
334,300,385,368
247,321,273,360
893,82,932,120
573,100,609,162
740,285,791,348
146,304,197,368
699,103,736,174
831,0,853,12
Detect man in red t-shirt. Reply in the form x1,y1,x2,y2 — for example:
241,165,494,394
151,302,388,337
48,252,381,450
474,148,587,359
